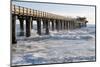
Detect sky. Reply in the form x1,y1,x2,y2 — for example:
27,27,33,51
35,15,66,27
12,1,95,24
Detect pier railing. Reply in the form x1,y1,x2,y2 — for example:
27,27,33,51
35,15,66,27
12,5,76,21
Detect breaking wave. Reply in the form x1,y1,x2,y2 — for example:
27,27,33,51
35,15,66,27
16,24,95,41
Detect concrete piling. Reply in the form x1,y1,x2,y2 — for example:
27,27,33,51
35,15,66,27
37,19,41,35
51,20,55,31
26,17,31,37
19,18,24,36
45,19,49,35
12,15,17,44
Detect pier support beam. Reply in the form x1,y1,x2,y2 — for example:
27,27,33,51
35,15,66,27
55,20,58,30
70,22,72,29
79,23,81,28
81,23,83,27
70,22,73,29
74,23,77,28
60,21,62,30
43,21,46,29
67,21,70,30
69,21,72,29
83,23,85,27
73,22,75,29
37,19,41,35
62,21,64,30
76,23,79,28
31,21,33,29
66,21,68,30
69,21,71,29
58,21,60,31
26,17,31,37
72,22,74,29
65,22,67,29
45,20,49,35
59,20,62,30
19,19,24,36
64,22,66,29
85,23,86,27
55,20,60,31
72,22,75,29
30,17,33,29
48,21,50,29
85,22,87,27
51,20,55,31
12,15,17,44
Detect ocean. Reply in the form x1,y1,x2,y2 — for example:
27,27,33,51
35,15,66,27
12,22,96,66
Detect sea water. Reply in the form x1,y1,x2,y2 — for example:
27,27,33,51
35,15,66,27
12,23,96,66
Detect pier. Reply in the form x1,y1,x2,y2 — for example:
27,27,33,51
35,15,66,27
11,5,88,44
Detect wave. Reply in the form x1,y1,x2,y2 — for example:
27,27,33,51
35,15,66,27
12,53,95,65
17,26,95,41
12,24,95,66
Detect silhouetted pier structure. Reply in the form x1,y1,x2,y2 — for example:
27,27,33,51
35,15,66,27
11,5,88,44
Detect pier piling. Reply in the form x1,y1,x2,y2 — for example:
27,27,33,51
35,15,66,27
12,15,17,44
19,18,24,36
45,19,49,35
51,20,55,31
37,19,41,35
26,17,31,37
